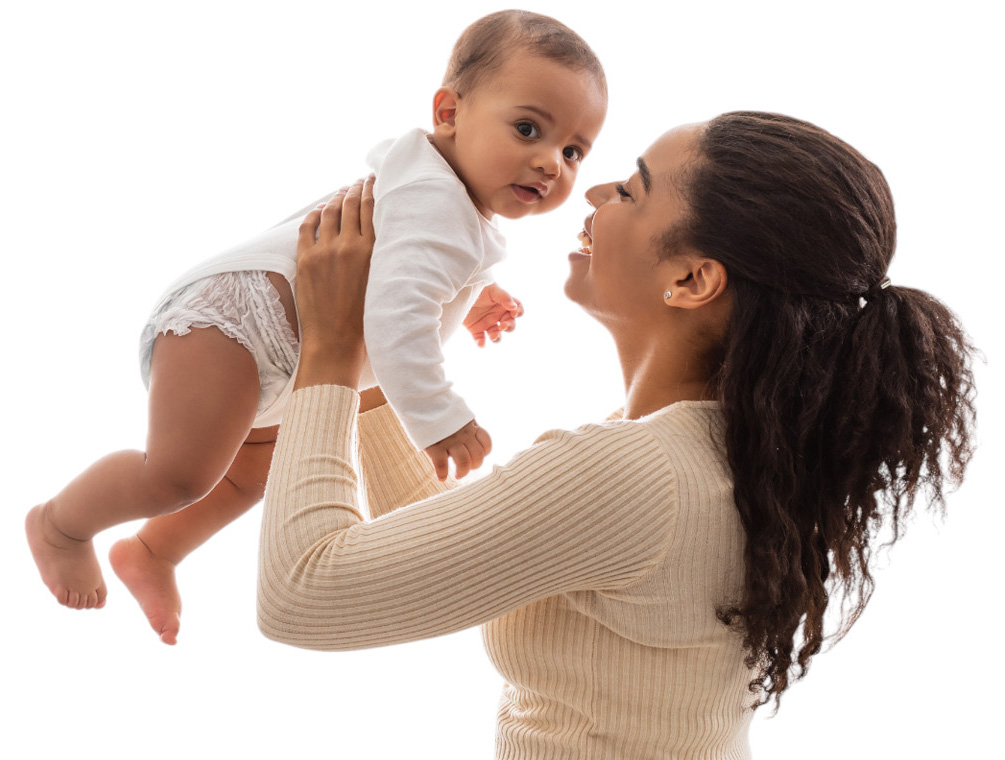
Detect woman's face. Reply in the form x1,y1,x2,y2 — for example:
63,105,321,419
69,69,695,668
564,124,702,323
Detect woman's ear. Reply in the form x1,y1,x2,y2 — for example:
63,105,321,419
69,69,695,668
432,87,460,137
665,258,728,310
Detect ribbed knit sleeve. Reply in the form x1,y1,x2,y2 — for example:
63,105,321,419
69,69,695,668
357,401,452,519
257,384,679,651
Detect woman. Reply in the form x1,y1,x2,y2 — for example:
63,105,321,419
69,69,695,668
258,112,976,758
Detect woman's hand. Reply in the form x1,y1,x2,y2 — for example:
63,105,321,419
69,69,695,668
294,175,376,391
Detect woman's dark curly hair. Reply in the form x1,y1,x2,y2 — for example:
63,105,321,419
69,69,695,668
666,112,978,709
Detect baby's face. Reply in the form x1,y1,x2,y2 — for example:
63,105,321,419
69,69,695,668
438,54,607,220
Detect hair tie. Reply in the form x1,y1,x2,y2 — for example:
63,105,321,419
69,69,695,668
859,276,892,308
868,276,892,295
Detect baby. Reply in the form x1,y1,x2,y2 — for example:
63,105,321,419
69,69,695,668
25,10,608,644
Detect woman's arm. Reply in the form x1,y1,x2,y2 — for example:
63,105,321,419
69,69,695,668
257,383,678,650
256,184,678,650
291,178,375,391
358,401,453,519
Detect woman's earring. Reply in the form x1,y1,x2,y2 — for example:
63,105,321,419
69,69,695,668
663,290,673,302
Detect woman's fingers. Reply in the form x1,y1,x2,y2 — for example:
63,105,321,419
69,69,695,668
318,186,349,241
341,179,362,224
360,174,376,242
317,176,374,241
298,206,323,246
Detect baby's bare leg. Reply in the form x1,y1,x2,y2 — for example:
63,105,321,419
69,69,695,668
26,327,260,610
109,426,277,644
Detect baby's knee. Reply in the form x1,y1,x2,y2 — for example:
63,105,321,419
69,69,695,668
141,465,220,516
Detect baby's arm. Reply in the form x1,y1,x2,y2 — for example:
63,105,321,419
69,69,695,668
364,178,489,453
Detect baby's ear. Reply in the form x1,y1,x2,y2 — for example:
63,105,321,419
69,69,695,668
432,87,460,135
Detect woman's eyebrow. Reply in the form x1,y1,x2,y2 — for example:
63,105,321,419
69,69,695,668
637,158,652,194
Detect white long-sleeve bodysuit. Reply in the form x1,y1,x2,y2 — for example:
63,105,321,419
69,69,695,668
139,128,505,445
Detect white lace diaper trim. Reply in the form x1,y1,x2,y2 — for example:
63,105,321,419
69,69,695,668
139,271,300,421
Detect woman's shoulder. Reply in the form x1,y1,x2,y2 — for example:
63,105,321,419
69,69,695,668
545,401,729,486
526,400,724,473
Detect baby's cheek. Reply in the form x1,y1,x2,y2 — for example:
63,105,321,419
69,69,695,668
546,182,574,212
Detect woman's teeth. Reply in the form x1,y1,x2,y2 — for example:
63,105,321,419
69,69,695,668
577,231,592,254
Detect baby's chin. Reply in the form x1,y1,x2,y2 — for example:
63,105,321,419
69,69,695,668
494,200,564,221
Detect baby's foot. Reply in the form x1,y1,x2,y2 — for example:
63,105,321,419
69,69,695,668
109,535,181,645
25,502,107,609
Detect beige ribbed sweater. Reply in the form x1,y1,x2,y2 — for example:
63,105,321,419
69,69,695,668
258,384,755,759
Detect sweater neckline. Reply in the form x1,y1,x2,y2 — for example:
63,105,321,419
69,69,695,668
622,398,721,424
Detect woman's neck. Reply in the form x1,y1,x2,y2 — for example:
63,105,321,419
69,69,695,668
616,336,716,420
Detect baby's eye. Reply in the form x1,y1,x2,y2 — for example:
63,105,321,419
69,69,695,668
516,122,540,139
563,146,584,162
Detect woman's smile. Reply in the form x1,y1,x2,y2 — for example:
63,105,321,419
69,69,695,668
568,228,592,261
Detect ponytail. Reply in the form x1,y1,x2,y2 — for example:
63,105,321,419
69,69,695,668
672,112,978,708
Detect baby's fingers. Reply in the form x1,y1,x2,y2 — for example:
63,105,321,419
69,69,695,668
475,425,492,457
450,444,472,480
426,446,449,482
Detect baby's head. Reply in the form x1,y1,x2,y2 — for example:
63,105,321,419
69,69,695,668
430,10,608,220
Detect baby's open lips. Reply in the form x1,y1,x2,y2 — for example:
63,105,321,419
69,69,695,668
512,182,548,201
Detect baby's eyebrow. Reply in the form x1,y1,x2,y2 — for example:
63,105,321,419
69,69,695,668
517,105,594,151
518,104,555,124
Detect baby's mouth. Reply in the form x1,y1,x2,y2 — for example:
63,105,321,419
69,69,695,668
512,184,546,203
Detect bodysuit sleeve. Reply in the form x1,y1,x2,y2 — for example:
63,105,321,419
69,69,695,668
363,177,489,450
257,384,679,651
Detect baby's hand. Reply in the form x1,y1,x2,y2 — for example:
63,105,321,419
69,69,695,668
463,283,524,347
424,420,492,481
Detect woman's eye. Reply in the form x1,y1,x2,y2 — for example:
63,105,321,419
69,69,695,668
516,122,540,139
563,146,584,162
616,183,631,199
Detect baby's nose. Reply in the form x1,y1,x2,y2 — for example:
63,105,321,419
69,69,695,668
536,148,562,177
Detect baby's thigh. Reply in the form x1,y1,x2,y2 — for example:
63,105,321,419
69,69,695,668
145,327,261,496
142,270,300,428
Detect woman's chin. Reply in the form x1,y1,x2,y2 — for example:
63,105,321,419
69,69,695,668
563,276,582,304
563,252,592,303
563,277,594,314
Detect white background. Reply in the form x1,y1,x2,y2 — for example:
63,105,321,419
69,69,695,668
1,1,1001,757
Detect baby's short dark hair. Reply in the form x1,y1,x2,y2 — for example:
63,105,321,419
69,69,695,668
444,10,606,100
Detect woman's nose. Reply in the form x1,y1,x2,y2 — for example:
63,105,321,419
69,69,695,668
585,182,615,208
